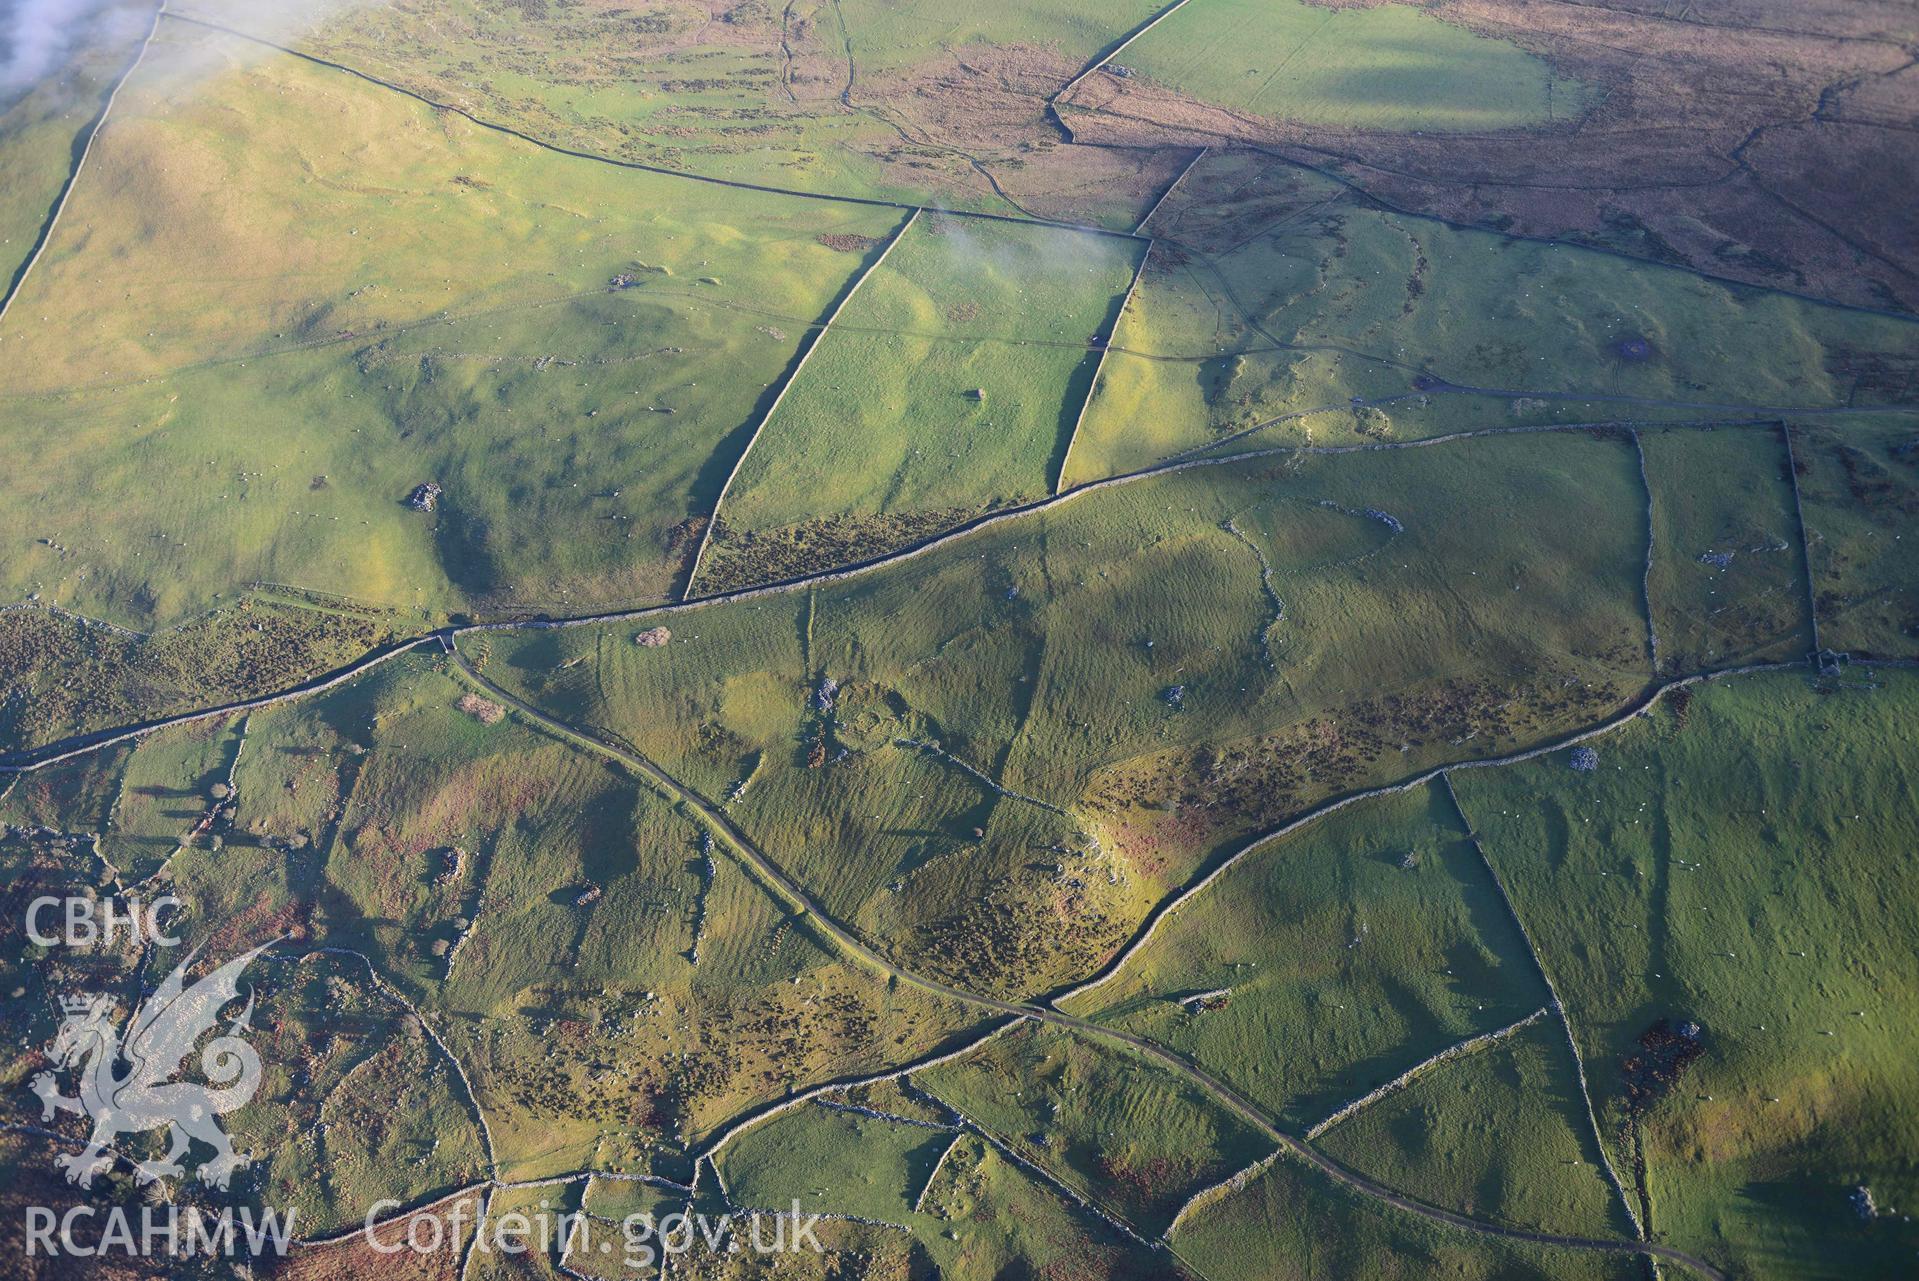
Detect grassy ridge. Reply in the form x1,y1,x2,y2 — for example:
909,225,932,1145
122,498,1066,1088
2,24,879,387
0,25,896,624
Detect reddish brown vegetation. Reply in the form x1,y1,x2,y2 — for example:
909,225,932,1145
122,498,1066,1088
1061,0,1919,312
1621,1018,1707,1113
817,233,882,253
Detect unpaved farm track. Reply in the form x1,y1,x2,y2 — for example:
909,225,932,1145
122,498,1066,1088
1,15,1909,1262
6,451,1876,1275
0,414,1897,775
448,646,1736,1280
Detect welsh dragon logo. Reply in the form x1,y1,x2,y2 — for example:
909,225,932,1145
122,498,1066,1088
30,942,276,1190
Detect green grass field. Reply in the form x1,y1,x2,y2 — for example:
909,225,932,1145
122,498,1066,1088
1171,1146,1641,1281
1315,1016,1631,1238
3,23,884,388
717,1100,953,1220
1640,424,1813,675
1795,416,1919,658
0,1,155,298
697,212,1143,591
103,710,244,880
1071,0,1590,132
915,1021,1274,1235
1057,783,1552,1130
578,1171,684,1223
1452,671,1919,1279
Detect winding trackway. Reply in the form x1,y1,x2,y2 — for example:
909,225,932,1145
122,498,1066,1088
0,635,439,773
448,646,1732,1280
0,412,1875,777
0,414,1792,774
6,417,1881,1273
0,17,1903,1261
